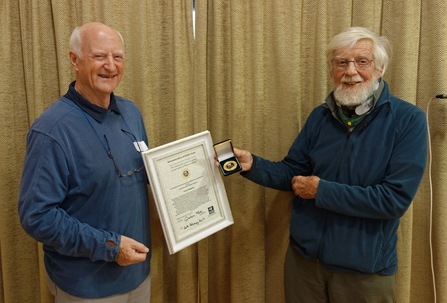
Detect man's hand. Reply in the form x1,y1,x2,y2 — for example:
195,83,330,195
107,235,149,266
214,147,253,172
292,175,320,199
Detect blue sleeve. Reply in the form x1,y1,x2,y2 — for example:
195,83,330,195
243,113,315,191
316,108,428,219
18,130,120,262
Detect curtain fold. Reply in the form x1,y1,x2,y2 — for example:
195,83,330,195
1,0,446,302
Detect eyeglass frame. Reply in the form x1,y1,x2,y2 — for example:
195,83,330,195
331,56,375,70
104,130,145,178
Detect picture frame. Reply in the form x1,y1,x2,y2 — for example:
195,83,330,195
142,131,234,254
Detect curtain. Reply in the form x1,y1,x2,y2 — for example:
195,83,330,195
1,0,446,302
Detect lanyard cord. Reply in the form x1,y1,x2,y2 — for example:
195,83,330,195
77,105,136,156
115,106,133,135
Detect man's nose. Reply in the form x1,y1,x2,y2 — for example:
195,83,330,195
345,61,358,75
103,56,117,71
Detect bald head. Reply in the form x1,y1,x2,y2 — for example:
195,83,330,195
68,22,125,108
69,22,125,59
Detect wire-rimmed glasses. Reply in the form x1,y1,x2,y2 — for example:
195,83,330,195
331,56,374,70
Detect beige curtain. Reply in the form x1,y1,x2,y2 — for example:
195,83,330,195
1,0,446,302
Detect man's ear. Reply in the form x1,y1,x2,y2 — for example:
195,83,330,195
375,65,384,79
69,50,79,71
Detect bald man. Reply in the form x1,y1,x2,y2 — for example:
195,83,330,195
19,22,152,302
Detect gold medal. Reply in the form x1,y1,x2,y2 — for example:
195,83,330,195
223,160,237,171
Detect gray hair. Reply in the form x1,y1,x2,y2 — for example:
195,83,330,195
69,25,125,59
326,27,391,75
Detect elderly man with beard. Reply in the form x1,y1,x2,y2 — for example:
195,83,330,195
222,27,427,302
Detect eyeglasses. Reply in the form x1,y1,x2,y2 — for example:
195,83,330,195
104,131,144,178
121,129,144,152
331,56,374,70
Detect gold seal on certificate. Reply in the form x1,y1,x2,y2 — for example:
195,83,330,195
181,168,191,179
142,131,234,254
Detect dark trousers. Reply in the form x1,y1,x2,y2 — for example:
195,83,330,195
284,243,396,303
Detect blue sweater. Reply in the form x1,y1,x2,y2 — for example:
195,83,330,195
244,80,427,275
18,86,151,298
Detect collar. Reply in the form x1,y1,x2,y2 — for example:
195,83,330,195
337,107,366,128
64,81,120,123
354,95,375,115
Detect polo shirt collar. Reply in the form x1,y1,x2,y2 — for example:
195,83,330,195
64,81,120,123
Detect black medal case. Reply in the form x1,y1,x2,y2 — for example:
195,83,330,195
213,139,242,176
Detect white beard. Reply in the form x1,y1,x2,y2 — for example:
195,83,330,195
333,75,379,107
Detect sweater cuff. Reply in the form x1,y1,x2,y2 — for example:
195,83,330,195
240,154,258,178
314,178,327,208
98,231,121,262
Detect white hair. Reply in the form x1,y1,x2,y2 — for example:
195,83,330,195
69,24,125,59
326,27,391,75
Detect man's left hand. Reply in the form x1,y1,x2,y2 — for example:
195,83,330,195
292,175,320,199
110,235,149,266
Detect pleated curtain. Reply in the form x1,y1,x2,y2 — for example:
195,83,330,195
1,1,446,302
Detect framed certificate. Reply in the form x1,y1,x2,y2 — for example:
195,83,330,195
142,130,234,254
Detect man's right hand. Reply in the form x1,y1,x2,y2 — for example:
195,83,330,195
108,235,149,266
214,147,253,172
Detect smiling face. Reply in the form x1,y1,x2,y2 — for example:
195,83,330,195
330,39,383,107
70,23,124,108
